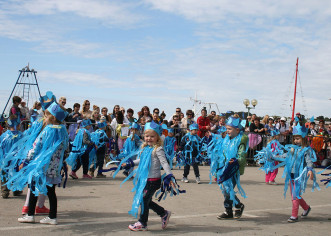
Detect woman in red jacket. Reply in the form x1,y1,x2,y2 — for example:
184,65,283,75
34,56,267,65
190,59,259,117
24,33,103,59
197,109,211,138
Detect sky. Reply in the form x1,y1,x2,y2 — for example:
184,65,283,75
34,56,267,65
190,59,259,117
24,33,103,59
0,0,330,119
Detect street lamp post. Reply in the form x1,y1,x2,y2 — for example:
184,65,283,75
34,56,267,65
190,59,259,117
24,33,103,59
243,99,258,117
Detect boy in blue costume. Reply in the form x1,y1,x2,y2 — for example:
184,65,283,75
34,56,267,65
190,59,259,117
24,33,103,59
211,116,248,220
90,121,109,178
67,119,96,179
179,123,202,184
0,122,23,198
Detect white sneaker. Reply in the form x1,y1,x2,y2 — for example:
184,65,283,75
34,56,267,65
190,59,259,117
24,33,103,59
182,177,189,183
18,215,35,223
40,217,58,225
269,181,278,185
196,177,201,184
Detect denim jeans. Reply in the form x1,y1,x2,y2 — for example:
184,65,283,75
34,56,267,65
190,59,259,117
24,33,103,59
139,180,166,226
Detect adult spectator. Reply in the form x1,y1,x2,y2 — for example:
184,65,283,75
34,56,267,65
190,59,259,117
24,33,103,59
152,108,161,123
59,96,67,108
101,107,111,123
210,115,221,133
93,105,100,114
138,106,152,124
80,100,92,119
265,117,275,134
197,109,210,138
276,117,289,145
111,105,120,120
261,115,269,125
160,111,166,121
68,103,82,122
169,107,182,122
168,114,182,144
308,121,317,136
210,110,217,118
181,110,195,131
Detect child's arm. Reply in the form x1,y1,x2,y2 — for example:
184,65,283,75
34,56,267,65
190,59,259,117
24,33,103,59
156,147,173,176
305,149,314,180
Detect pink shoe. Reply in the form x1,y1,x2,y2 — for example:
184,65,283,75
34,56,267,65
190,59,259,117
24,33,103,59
35,206,50,215
69,171,78,179
22,206,29,215
128,221,147,231
83,174,92,179
161,210,171,229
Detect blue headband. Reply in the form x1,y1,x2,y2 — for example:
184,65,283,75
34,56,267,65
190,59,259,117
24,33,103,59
97,121,107,129
293,123,308,138
80,119,92,128
168,128,174,133
226,116,242,129
144,121,163,136
189,123,199,131
47,102,68,122
40,91,56,111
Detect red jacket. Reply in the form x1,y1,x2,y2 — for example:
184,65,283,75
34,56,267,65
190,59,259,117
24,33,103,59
197,116,210,138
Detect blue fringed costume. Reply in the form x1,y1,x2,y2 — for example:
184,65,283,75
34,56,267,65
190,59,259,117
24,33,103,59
66,119,95,178
271,123,320,221
210,117,248,219
113,122,184,229
178,124,202,182
163,129,176,169
254,129,284,184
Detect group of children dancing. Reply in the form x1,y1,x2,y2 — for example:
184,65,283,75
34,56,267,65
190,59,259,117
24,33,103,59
0,92,330,231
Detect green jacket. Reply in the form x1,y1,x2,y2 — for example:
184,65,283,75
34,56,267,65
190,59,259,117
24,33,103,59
237,134,248,175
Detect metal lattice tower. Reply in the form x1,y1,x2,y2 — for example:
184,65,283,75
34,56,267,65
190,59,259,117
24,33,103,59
1,64,41,119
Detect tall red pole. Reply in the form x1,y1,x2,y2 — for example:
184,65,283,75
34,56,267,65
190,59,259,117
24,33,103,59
291,57,299,121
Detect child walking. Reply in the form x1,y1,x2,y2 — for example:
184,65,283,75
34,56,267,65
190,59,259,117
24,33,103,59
275,123,320,223
114,121,179,231
179,123,202,184
67,119,95,179
210,116,248,220
5,101,68,225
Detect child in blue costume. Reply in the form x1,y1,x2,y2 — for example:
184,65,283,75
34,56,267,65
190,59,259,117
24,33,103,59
179,123,202,184
5,101,69,225
67,119,96,179
211,116,248,220
114,121,179,231
272,123,320,223
121,122,142,177
255,129,284,185
90,121,109,178
0,122,23,198
163,128,176,169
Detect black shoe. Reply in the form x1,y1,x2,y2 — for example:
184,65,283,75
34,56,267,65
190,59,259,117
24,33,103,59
301,206,311,218
13,191,23,196
1,192,9,199
123,171,129,177
96,173,106,178
217,211,233,220
234,204,245,219
287,217,298,223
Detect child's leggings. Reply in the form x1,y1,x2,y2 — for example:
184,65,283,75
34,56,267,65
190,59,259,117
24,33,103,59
28,185,57,219
290,180,309,218
139,179,166,226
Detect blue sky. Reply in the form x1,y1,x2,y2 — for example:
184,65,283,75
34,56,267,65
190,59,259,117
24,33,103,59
0,0,330,118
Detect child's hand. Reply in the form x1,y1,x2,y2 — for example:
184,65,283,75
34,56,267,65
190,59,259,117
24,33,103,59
307,170,314,180
169,180,176,188
229,158,235,164
19,163,24,170
121,163,126,168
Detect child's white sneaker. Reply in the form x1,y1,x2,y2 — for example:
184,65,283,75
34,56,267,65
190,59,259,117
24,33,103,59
182,177,189,183
196,177,201,184
18,215,35,223
40,217,58,225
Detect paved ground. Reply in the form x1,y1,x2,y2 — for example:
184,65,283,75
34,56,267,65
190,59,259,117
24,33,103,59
0,166,330,236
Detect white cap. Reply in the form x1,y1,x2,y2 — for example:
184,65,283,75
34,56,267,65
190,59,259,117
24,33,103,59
280,117,286,121
269,117,274,120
